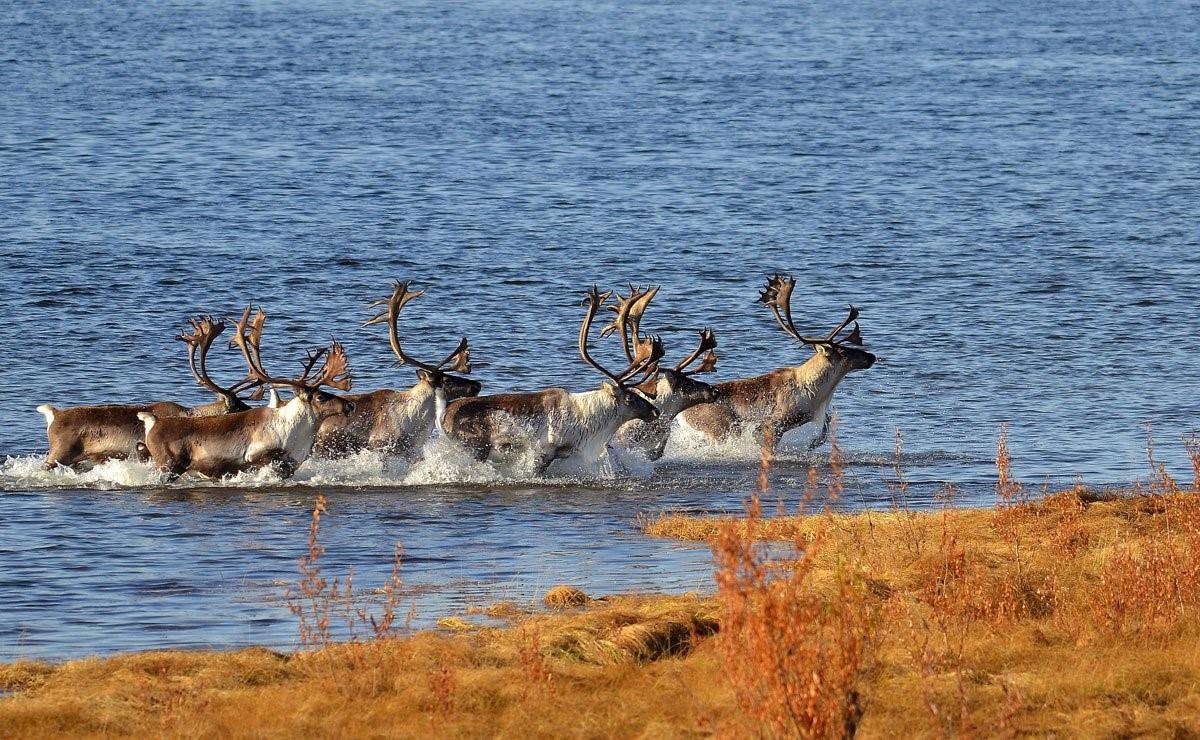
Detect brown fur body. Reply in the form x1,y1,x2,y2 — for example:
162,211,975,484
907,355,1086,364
37,401,208,470
140,392,355,480
680,347,874,445
441,385,657,474
313,374,480,461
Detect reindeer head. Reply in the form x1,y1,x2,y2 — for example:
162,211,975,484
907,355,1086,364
758,274,877,372
365,281,481,399
606,287,720,412
231,307,357,419
580,286,661,423
659,327,721,406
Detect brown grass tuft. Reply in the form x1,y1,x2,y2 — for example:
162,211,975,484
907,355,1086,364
436,617,476,632
542,585,590,609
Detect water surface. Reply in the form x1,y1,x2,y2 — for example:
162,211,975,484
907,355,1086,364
1,0,1198,659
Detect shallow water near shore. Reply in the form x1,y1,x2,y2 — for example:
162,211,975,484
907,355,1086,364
2,0,1198,659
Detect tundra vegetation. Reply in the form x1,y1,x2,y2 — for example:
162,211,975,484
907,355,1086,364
3,429,1200,738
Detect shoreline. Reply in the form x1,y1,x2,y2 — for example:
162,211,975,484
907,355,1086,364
5,483,1200,737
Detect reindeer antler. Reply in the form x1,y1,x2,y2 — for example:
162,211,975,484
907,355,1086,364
230,306,352,392
579,286,661,387
179,314,266,405
603,285,659,362
758,274,865,348
674,328,718,375
309,342,352,391
365,280,472,375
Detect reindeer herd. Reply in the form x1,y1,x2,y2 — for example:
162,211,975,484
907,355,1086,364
34,275,876,481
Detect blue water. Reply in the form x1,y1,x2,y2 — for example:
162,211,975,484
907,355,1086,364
1,0,1198,660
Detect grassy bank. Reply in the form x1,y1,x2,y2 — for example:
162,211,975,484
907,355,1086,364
4,432,1200,737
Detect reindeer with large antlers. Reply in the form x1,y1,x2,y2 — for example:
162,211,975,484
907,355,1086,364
35,316,264,470
680,274,875,447
440,286,661,475
137,307,355,480
605,285,721,461
311,280,481,460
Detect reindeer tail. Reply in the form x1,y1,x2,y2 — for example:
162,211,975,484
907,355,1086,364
136,411,157,434
36,405,57,429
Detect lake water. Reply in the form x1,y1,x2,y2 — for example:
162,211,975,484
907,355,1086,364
1,0,1197,660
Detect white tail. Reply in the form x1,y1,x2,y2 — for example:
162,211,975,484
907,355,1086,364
137,412,157,433
36,405,57,429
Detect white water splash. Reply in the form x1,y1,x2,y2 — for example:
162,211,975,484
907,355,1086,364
0,455,165,490
1,415,858,492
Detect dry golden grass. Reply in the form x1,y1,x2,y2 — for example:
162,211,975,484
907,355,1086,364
0,594,731,739
5,429,1200,738
643,425,1200,738
6,490,1200,738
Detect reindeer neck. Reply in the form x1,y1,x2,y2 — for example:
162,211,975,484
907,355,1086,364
278,396,318,424
407,379,438,404
570,387,634,426
791,352,853,400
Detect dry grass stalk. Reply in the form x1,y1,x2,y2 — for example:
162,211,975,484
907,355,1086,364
283,496,406,650
517,627,555,700
284,494,332,648
890,427,925,557
1185,433,1200,491
757,426,776,495
426,661,456,721
1147,425,1181,496
713,497,870,738
827,413,844,504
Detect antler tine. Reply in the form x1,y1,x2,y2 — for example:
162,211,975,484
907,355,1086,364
229,306,286,387
602,284,658,363
825,306,861,343
757,274,809,344
626,286,659,356
363,280,440,372
841,322,864,346
693,349,718,374
310,342,353,391
297,347,329,384
674,327,718,373
578,285,624,386
178,317,223,397
619,334,665,383
436,337,472,374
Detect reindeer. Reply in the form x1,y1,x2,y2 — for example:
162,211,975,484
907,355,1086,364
605,285,720,461
138,307,355,480
440,286,661,475
35,316,263,470
679,274,875,448
311,281,481,460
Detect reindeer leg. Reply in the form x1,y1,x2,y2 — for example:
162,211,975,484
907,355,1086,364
808,412,832,450
163,456,189,482
534,446,573,476
43,448,76,471
273,457,299,479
